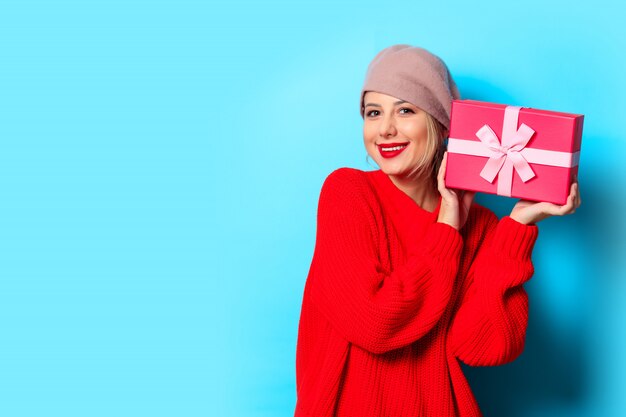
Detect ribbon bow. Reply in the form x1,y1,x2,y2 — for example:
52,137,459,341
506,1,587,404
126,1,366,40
476,106,536,197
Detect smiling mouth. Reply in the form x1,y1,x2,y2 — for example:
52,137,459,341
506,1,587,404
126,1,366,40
377,142,410,159
378,143,409,151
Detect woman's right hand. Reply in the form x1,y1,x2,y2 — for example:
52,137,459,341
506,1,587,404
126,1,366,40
437,152,475,230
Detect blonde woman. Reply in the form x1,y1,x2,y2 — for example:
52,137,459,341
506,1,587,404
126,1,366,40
294,44,580,417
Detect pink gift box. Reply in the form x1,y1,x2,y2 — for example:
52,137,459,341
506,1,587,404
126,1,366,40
444,99,584,205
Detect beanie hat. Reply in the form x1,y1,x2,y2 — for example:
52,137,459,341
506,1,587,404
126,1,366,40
359,44,460,129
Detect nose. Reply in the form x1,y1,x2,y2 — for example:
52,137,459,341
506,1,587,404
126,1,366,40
379,114,397,138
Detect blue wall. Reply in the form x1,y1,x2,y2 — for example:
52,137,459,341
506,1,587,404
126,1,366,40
0,0,624,416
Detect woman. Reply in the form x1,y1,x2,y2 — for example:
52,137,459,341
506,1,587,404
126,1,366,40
294,44,580,417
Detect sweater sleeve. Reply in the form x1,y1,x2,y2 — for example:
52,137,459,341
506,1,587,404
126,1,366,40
448,213,539,366
308,169,463,355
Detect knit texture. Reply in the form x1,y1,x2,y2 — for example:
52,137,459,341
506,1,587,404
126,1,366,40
359,44,461,129
294,167,539,417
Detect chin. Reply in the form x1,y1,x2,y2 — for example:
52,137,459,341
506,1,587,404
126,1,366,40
380,164,413,177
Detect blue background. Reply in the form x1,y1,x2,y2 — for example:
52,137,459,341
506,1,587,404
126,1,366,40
1,0,624,416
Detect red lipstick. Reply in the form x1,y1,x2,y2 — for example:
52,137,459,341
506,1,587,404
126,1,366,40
378,142,409,159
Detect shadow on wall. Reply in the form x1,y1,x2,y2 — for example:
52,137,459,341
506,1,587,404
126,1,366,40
453,77,615,415
461,302,588,416
464,172,613,416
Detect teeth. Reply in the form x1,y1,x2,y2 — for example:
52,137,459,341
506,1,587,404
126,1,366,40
381,144,408,151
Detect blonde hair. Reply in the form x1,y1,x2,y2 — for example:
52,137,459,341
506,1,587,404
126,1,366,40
406,112,448,186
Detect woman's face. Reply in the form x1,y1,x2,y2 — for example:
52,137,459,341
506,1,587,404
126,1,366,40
363,91,429,177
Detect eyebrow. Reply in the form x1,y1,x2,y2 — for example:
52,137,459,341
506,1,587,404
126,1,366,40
364,100,409,108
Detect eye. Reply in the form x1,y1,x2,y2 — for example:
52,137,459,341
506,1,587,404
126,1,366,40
366,110,380,117
399,107,414,114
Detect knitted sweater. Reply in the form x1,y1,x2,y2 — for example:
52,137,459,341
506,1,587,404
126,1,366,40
294,167,539,417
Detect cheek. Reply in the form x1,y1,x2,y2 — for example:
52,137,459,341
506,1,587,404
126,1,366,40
363,124,377,141
404,120,428,138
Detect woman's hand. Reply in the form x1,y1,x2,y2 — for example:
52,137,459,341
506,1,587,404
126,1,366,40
437,152,476,230
509,180,581,225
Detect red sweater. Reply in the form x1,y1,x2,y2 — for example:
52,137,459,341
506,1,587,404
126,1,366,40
294,167,539,417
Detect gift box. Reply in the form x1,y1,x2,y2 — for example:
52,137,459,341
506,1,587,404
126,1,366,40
445,99,584,205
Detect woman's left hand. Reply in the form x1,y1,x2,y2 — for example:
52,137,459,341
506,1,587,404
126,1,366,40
509,180,581,225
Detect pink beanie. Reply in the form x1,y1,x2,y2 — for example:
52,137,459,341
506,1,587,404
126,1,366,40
359,44,460,129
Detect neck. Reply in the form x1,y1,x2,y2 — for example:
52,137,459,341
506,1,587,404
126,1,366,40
387,172,439,212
